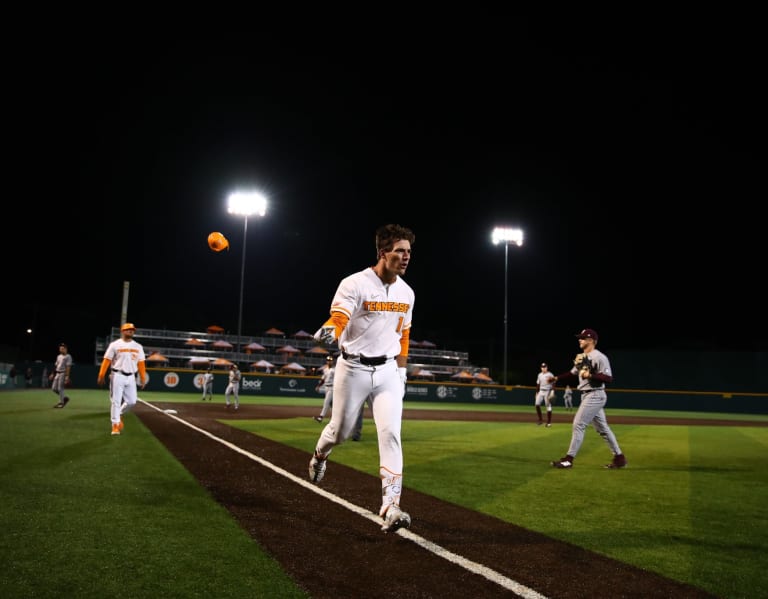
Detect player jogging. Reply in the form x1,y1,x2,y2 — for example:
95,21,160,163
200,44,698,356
309,224,416,533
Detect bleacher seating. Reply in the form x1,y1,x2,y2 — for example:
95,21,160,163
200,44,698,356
94,326,492,381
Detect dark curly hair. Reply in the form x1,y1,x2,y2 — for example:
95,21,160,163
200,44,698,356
375,224,415,256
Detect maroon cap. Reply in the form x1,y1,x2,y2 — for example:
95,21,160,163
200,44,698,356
576,328,599,342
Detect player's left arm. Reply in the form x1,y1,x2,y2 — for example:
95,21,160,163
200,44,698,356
396,326,411,368
137,361,147,388
583,355,612,383
587,371,612,383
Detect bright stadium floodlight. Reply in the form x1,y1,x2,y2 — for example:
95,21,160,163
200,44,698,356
491,227,524,247
228,191,268,350
491,227,524,386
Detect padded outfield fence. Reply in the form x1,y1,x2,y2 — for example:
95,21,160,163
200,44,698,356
4,362,767,415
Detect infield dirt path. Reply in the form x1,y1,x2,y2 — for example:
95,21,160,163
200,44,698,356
136,403,726,598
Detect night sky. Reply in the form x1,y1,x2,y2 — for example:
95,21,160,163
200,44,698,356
7,20,766,374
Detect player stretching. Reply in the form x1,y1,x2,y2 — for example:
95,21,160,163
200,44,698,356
550,329,627,469
97,323,147,436
309,224,416,533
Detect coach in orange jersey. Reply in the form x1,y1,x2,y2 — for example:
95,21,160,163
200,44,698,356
97,323,146,436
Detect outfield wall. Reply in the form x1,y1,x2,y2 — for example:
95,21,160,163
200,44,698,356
6,364,764,415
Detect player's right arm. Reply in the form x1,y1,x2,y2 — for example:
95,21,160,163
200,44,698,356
97,345,114,386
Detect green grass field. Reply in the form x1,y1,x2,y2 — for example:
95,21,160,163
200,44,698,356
2,389,767,598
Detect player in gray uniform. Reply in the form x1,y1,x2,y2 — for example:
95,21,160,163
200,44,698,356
314,355,336,422
310,224,415,533
551,329,627,469
535,362,555,426
201,367,214,401
51,342,73,408
563,384,574,411
225,364,241,410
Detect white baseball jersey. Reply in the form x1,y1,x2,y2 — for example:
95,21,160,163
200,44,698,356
103,338,146,375
332,267,414,357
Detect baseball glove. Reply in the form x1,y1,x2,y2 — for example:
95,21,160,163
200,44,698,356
575,352,595,378
547,389,555,402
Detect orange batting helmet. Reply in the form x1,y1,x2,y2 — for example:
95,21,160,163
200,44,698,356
208,232,230,252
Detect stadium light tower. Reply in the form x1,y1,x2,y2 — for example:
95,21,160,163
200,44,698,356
228,191,268,349
491,227,524,386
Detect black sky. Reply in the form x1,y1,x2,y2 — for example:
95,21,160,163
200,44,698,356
7,20,766,372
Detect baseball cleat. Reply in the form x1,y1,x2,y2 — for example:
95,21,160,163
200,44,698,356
118,419,124,432
551,456,573,468
111,424,121,436
381,506,411,533
308,453,327,483
605,454,627,469
313,416,323,423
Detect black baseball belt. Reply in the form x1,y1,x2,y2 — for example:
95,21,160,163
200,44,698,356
341,351,389,366
112,369,135,376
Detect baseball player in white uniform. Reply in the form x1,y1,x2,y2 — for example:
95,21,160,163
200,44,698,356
314,355,336,422
97,323,146,436
309,224,415,533
551,328,627,469
535,362,555,426
51,342,73,408
224,364,241,410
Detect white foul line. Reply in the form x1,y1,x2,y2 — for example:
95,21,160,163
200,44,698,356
140,400,548,599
